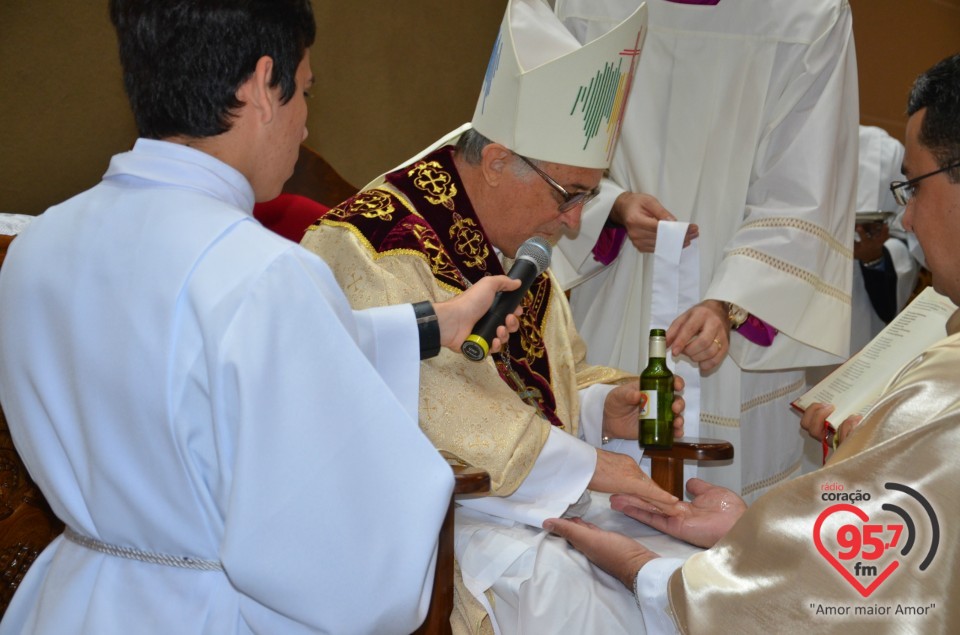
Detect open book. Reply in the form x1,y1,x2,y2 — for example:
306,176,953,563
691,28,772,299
792,286,957,429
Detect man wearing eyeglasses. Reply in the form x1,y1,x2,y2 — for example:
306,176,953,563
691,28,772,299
301,2,694,632
544,52,960,634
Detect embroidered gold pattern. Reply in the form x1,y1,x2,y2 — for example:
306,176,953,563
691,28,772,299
449,213,489,271
728,247,851,305
519,290,547,361
344,189,396,221
741,378,806,413
575,367,636,389
739,217,853,259
409,160,458,210
412,223,463,284
378,183,425,218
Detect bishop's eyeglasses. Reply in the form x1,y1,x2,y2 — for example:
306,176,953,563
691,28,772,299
514,154,600,213
889,159,960,206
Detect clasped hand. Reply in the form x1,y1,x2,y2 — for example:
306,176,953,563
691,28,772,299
666,299,729,372
799,402,862,448
610,191,698,253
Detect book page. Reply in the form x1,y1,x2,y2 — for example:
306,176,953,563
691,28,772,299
792,286,957,428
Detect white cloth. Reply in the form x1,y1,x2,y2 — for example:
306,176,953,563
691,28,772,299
0,139,453,635
455,423,595,526
455,493,700,635
553,0,859,502
650,221,702,488
0,213,34,236
457,382,633,527
634,558,684,634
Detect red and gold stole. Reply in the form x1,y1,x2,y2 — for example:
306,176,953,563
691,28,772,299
322,147,564,428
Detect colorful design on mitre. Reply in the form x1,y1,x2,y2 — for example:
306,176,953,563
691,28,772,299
479,31,504,115
570,25,644,161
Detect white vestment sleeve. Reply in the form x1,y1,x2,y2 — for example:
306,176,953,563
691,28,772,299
351,303,421,421
218,255,453,634
707,6,858,368
457,426,596,526
634,558,685,635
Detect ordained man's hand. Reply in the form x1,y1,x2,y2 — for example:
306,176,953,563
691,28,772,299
610,477,746,548
543,517,659,589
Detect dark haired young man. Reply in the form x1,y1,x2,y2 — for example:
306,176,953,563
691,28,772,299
0,2,520,633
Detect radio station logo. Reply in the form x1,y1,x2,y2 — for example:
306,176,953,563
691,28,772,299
813,481,939,598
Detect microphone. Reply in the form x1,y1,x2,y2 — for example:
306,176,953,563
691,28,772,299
461,236,552,361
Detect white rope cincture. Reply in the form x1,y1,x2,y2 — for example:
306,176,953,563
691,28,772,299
63,526,223,571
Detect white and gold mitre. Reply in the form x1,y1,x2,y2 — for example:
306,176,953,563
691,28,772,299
471,0,647,169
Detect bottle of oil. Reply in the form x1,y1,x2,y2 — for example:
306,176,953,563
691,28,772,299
639,328,674,449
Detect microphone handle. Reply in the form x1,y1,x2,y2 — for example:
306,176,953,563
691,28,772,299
461,259,539,361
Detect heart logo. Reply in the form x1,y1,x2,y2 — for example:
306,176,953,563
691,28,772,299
813,504,900,597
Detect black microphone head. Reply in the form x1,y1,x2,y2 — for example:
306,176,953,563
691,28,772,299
516,237,552,275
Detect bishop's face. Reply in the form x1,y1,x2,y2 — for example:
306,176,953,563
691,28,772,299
901,108,960,305
485,156,602,258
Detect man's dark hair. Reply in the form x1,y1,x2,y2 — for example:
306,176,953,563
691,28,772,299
907,52,960,182
109,0,316,140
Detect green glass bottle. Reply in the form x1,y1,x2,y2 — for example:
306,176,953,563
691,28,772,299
639,328,674,449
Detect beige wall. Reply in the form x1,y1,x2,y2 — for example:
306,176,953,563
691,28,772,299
851,0,960,142
309,2,507,187
1,1,957,215
0,2,135,215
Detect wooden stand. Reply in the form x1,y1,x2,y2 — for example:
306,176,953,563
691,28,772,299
643,438,734,499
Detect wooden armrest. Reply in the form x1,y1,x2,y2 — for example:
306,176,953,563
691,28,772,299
439,450,490,498
644,438,734,499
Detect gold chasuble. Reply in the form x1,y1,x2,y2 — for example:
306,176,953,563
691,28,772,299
302,146,630,496
301,147,632,633
668,322,960,633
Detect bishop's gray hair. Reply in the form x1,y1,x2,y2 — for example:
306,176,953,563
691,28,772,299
454,128,541,178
